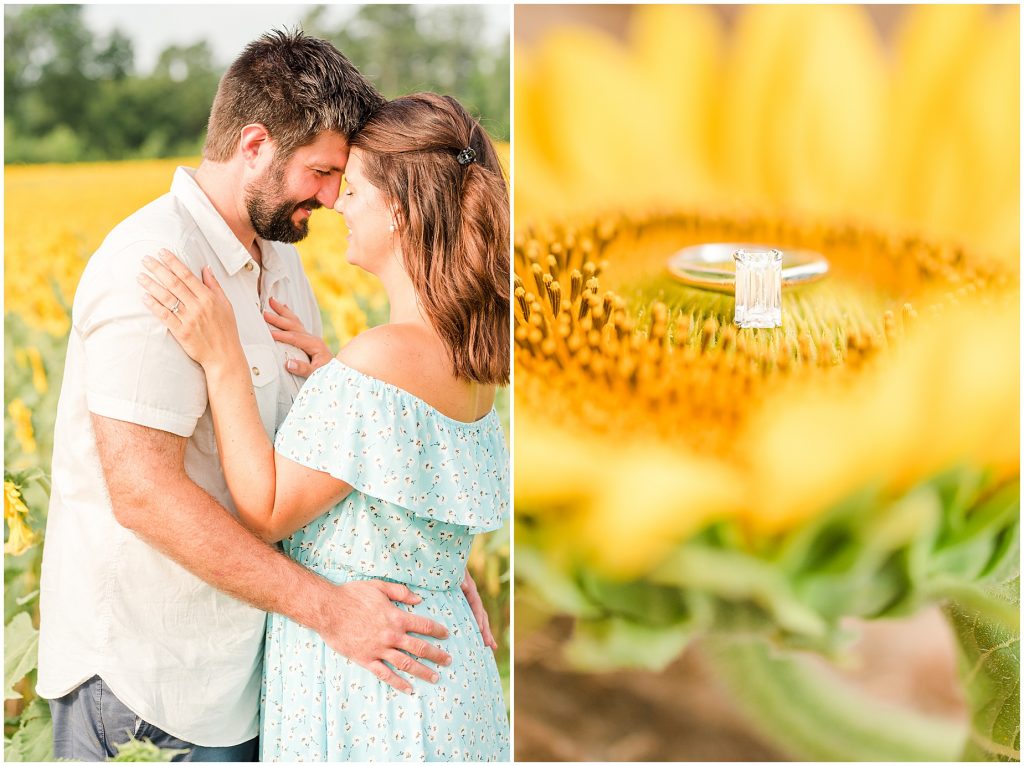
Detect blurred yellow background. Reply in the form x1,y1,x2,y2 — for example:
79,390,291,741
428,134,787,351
515,4,1018,266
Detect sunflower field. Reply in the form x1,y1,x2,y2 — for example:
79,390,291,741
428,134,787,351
4,151,510,760
514,5,1018,761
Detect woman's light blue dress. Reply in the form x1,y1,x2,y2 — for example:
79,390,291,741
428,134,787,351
260,359,510,762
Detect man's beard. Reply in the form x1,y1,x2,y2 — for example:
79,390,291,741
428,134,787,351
245,160,321,243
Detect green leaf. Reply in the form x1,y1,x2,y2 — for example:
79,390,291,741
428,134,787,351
930,480,1020,581
944,554,1021,761
577,570,692,627
5,698,52,761
110,735,190,762
4,613,38,700
565,615,693,671
514,546,601,618
772,485,881,572
649,544,828,638
976,497,1021,583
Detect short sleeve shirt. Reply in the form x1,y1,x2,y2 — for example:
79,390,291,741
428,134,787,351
36,167,323,747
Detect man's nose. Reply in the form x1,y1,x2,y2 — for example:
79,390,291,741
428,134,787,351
317,178,341,209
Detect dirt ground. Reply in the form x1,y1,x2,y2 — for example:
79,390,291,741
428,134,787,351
514,607,966,761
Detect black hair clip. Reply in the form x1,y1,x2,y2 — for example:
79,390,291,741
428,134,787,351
456,147,477,166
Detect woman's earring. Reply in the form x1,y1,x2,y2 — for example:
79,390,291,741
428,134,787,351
389,221,397,233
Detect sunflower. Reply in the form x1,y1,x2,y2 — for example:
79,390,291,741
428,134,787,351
4,480,38,557
7,398,37,457
514,6,1019,761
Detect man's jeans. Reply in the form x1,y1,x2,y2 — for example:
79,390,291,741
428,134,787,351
48,676,258,762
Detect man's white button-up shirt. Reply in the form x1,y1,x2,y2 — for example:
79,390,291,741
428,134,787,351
37,167,323,747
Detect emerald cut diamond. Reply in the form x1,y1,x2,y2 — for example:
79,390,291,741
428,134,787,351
733,249,782,328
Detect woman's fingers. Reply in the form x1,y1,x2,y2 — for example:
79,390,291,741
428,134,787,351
475,602,495,651
202,266,227,299
479,608,496,650
141,292,182,331
157,248,206,297
137,272,186,315
264,310,295,330
283,357,314,376
264,306,307,334
268,296,301,322
269,329,323,354
266,298,315,337
141,252,199,304
461,573,498,649
268,328,303,346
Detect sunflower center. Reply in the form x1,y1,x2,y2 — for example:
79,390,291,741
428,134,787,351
514,210,1010,460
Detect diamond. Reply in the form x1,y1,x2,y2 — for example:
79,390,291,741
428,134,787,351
733,249,782,328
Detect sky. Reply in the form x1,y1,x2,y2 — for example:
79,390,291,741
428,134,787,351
81,4,511,74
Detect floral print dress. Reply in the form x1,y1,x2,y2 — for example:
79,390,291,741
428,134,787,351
260,359,509,762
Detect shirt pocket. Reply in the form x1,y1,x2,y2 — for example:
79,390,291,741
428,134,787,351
242,344,281,438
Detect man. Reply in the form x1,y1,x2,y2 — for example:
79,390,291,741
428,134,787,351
36,30,494,761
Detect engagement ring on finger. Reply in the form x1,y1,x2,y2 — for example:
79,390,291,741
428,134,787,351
171,299,182,315
667,243,829,329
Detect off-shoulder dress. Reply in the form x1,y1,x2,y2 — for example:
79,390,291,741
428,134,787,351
259,359,509,762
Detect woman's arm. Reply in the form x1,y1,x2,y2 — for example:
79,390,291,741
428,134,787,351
140,250,350,541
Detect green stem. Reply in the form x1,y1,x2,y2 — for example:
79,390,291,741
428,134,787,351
705,636,965,761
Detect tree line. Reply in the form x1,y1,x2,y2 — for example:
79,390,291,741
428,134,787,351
4,5,510,164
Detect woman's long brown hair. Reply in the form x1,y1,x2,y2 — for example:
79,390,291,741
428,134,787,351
351,93,510,386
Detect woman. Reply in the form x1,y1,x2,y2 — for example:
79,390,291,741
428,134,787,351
139,93,509,761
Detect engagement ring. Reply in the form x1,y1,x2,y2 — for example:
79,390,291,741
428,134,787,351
667,243,829,329
171,299,182,315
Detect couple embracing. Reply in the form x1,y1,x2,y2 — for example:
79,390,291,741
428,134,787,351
36,30,509,762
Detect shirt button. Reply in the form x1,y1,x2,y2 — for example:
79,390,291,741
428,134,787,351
245,261,254,272
252,367,260,376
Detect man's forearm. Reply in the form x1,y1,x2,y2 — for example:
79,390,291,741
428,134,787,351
90,411,327,630
125,476,330,631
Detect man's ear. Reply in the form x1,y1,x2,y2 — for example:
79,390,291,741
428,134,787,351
238,123,272,167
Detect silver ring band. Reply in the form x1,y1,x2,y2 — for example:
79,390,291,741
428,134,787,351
667,243,829,294
170,299,181,315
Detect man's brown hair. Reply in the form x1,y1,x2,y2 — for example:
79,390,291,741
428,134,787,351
352,94,510,386
204,29,384,161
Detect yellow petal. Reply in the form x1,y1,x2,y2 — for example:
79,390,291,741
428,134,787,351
4,481,29,524
513,44,571,215
575,446,742,579
7,399,37,455
4,512,38,557
881,5,1019,265
748,291,1020,533
515,414,743,578
4,481,37,557
627,5,722,202
718,5,887,217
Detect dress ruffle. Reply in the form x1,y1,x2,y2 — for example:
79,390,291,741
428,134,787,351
273,359,508,534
